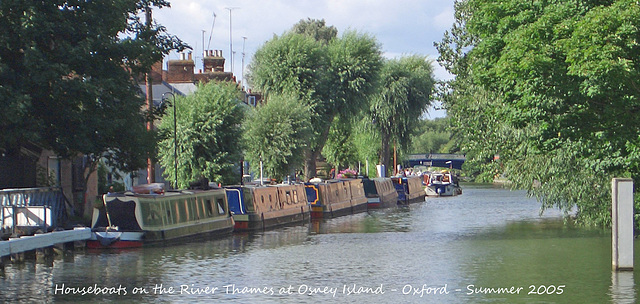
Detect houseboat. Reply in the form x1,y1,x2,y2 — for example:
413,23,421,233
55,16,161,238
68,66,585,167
226,183,310,231
304,179,368,219
392,176,427,204
425,171,462,197
88,183,234,248
362,178,399,209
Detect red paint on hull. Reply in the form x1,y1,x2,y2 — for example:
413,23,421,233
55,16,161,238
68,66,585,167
368,202,382,209
234,221,249,230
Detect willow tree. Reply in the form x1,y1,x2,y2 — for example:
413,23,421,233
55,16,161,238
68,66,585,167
248,19,382,180
243,94,312,181
0,0,187,213
369,55,436,175
157,81,244,188
436,0,640,226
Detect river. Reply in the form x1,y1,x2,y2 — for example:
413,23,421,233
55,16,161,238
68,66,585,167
0,184,636,303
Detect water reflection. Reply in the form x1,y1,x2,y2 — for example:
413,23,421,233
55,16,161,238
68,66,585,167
610,271,636,304
1,184,639,303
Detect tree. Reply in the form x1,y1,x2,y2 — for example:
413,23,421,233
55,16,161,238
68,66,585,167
291,18,337,45
243,94,312,182
322,117,359,172
158,81,244,188
436,0,640,227
248,19,382,180
0,0,187,213
369,55,436,175
410,118,454,154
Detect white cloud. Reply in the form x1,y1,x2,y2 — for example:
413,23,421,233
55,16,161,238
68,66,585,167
154,0,456,83
433,5,455,31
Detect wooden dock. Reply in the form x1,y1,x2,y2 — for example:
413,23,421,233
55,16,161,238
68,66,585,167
0,227,91,258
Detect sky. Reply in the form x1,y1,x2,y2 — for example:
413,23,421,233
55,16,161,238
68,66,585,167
153,0,456,118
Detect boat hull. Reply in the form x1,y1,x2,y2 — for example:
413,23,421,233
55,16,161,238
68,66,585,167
306,179,369,219
392,176,426,204
363,178,399,209
88,217,235,249
227,184,311,231
425,184,462,197
310,200,368,219
90,187,235,249
233,207,310,231
87,231,144,249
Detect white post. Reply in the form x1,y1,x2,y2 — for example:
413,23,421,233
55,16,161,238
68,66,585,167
612,178,634,271
260,158,264,186
366,160,369,177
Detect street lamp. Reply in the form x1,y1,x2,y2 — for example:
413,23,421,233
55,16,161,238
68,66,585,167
162,92,178,189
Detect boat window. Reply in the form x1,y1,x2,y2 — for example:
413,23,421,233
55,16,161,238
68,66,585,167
206,199,213,216
292,190,298,203
285,191,291,203
216,198,225,215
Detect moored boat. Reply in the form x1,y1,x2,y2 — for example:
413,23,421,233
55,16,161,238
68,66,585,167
304,179,368,219
391,176,427,204
226,183,310,231
88,184,234,249
425,171,462,197
362,178,399,209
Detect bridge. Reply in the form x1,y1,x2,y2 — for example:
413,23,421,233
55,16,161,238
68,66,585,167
403,153,466,170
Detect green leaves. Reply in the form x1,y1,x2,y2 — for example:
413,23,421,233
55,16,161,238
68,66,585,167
248,19,383,178
439,0,640,227
369,55,436,170
243,94,312,181
0,0,187,165
158,82,245,187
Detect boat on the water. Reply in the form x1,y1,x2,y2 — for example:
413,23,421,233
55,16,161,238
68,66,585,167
362,177,399,209
226,183,310,231
88,183,234,249
391,176,427,204
425,171,462,197
304,179,368,219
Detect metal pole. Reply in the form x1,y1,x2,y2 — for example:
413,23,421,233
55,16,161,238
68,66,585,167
225,7,239,74
241,36,247,88
202,29,206,71
145,6,155,184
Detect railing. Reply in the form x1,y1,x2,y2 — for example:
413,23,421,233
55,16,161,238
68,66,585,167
0,187,72,235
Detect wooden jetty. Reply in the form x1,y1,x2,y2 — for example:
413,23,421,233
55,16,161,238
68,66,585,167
0,227,90,257
1,187,89,267
0,227,91,267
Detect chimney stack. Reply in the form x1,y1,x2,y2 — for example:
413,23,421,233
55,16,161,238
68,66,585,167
203,49,225,73
167,52,195,83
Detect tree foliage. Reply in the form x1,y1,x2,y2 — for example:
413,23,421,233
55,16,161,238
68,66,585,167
322,117,359,171
0,0,187,212
291,18,337,45
410,118,453,154
158,81,244,187
248,19,382,179
437,0,640,226
369,55,436,174
243,94,312,181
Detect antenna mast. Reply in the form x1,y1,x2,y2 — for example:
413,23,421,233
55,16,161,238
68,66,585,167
207,12,217,51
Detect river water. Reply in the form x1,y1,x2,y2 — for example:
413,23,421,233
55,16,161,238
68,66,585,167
1,184,637,303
